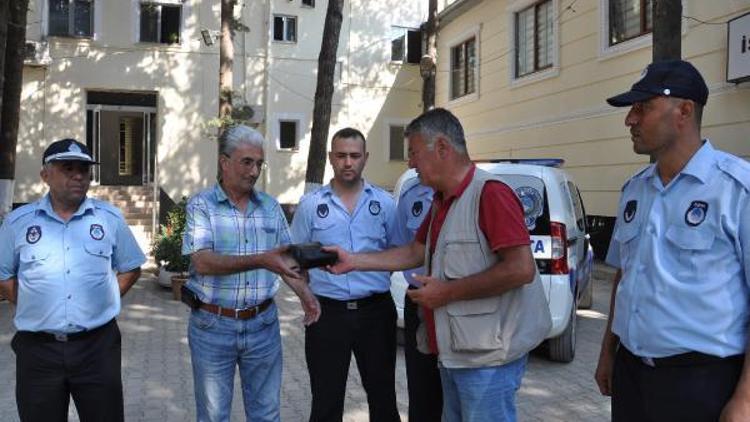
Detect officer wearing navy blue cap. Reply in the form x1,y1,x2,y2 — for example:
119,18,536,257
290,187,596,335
595,60,750,421
0,138,146,421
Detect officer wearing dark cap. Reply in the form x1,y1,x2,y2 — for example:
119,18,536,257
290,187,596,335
594,60,750,421
0,138,146,421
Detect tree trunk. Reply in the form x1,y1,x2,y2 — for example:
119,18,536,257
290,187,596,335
304,0,344,192
219,0,235,124
652,0,681,61
0,0,29,220
421,0,437,112
0,0,10,122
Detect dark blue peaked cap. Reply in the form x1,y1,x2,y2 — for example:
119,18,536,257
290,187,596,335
42,138,97,164
606,60,708,107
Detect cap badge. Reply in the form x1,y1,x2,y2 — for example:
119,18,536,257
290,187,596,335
68,143,82,153
663,88,671,96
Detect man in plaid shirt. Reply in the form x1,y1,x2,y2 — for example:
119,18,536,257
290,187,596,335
182,125,319,422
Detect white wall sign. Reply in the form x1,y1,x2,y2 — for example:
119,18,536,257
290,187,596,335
728,11,750,83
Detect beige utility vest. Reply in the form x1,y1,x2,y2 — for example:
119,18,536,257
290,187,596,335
421,168,552,368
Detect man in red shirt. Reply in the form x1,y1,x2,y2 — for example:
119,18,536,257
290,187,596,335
328,108,550,422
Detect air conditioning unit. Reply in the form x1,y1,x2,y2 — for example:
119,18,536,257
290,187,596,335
24,41,51,67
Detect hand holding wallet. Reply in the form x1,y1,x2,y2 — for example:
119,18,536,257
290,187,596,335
288,242,338,269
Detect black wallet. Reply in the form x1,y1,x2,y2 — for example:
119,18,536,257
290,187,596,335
180,284,201,309
288,242,338,269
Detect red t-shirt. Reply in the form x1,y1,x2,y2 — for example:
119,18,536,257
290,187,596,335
414,165,530,354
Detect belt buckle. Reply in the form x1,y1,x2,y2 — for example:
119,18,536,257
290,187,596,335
346,301,358,310
233,308,242,319
642,357,655,367
54,333,68,342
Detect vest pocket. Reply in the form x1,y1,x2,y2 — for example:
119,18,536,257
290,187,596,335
446,296,503,352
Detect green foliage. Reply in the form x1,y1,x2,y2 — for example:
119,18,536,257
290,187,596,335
152,197,190,273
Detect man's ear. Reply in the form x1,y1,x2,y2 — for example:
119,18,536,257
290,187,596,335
677,99,695,125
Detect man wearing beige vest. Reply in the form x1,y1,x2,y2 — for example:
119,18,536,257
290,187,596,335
327,108,551,422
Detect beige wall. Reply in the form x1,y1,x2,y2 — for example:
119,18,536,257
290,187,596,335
16,0,425,205
434,0,750,217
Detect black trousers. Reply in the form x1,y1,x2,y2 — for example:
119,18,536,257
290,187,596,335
612,346,743,422
404,292,443,422
305,293,400,422
12,319,124,422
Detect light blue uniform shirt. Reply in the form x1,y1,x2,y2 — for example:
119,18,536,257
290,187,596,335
0,195,146,333
388,180,433,287
290,181,395,300
606,141,750,358
182,184,292,309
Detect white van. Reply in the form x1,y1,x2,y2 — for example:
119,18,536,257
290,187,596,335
389,160,594,362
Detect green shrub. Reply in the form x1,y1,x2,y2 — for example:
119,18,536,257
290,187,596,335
152,198,190,273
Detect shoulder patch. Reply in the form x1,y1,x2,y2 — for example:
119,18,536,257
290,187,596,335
717,155,750,193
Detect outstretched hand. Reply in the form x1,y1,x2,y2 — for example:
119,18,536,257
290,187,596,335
322,246,355,275
406,275,451,309
263,246,302,279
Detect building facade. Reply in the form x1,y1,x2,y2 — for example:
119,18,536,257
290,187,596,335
432,0,750,233
16,0,427,250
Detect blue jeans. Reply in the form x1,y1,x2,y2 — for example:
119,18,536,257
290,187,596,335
439,355,528,422
188,303,282,422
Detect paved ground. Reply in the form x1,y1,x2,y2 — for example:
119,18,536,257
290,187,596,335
0,264,614,421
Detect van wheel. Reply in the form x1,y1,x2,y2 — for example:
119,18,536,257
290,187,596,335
548,303,576,363
578,278,593,309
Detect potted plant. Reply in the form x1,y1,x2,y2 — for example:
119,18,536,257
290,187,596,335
152,198,190,299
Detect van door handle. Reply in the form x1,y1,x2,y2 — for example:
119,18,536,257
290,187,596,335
567,237,578,246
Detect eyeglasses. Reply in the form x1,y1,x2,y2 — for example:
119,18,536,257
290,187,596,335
222,154,268,171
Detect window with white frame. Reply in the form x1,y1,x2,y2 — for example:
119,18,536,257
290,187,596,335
388,124,407,161
279,120,299,150
273,15,297,42
302,0,315,7
609,0,652,46
515,0,553,77
140,2,182,44
48,0,94,37
391,26,422,64
450,37,477,100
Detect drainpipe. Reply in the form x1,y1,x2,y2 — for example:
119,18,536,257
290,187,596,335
262,0,272,193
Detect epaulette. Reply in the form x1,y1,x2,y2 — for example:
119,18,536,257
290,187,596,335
91,198,126,218
4,202,38,224
716,154,750,193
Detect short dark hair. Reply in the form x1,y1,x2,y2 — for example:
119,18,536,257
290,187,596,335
331,127,366,151
405,108,467,155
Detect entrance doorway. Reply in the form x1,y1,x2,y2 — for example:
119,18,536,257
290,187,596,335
86,91,157,186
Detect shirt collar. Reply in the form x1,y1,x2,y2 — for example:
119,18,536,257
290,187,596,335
38,194,94,220
321,180,374,197
213,183,260,206
436,164,476,203
639,140,714,185
679,140,715,184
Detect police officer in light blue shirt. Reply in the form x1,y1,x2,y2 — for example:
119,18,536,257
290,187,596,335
594,60,750,422
388,178,443,422
0,138,145,422
290,127,400,422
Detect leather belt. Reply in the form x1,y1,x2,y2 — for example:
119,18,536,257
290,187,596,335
623,346,743,368
316,291,391,311
21,319,115,343
199,298,273,320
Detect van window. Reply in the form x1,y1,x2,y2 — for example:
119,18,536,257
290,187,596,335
567,181,586,232
496,174,550,235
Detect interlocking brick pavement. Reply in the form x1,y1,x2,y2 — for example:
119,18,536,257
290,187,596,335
0,264,614,421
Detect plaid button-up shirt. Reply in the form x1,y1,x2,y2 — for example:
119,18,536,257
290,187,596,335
182,184,291,309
